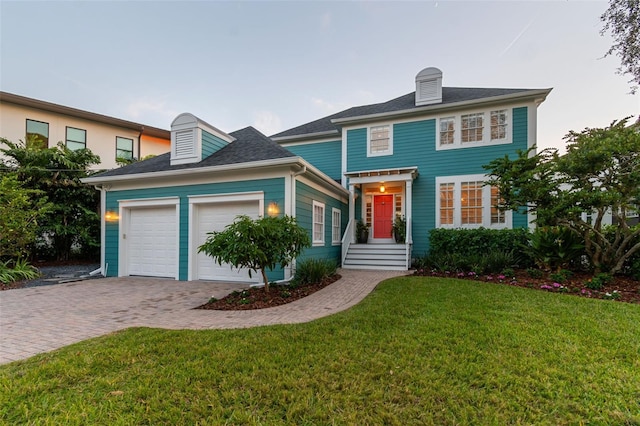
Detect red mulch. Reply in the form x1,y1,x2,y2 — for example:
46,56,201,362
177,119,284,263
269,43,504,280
413,269,640,304
195,274,342,310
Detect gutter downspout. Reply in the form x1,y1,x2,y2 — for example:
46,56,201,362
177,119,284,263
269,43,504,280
90,184,107,277
137,127,143,161
287,164,307,281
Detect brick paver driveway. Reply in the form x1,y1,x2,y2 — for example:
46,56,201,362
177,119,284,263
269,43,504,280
0,269,406,364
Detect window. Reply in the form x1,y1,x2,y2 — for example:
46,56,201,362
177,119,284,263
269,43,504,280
461,113,484,143
490,110,508,141
439,183,454,225
436,108,512,149
312,201,325,245
116,136,134,160
439,117,455,145
490,186,506,224
461,181,483,225
368,125,392,156
26,119,48,148
66,127,86,151
332,208,341,245
436,175,511,229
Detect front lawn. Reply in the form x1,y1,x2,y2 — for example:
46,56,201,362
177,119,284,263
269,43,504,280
1,277,639,425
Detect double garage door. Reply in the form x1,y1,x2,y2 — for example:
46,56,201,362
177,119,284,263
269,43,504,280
126,200,259,281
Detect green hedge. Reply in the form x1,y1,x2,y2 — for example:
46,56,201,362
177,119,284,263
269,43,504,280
428,228,533,267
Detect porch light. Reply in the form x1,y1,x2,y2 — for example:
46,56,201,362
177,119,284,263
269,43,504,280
379,183,386,193
267,202,280,217
105,211,119,222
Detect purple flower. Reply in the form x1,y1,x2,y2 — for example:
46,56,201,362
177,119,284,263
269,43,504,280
498,275,506,280
552,282,561,288
540,284,553,290
468,272,476,277
486,276,494,280
457,272,465,278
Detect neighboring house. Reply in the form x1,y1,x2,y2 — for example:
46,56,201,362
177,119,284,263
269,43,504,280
0,91,170,170
83,66,551,282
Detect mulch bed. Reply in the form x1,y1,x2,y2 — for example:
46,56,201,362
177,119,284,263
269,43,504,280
195,274,342,310
414,269,640,304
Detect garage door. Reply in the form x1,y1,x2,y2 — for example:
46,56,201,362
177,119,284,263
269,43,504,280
128,206,177,278
195,200,260,281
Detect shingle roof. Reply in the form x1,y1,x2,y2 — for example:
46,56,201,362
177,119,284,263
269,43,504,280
271,87,536,139
93,126,296,178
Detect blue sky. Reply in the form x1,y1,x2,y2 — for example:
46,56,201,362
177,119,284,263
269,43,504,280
1,1,638,151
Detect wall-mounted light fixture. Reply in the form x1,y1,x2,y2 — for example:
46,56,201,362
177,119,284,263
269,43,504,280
105,211,119,222
379,183,386,193
267,201,280,217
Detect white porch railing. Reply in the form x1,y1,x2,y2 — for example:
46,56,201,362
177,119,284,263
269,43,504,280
341,218,355,266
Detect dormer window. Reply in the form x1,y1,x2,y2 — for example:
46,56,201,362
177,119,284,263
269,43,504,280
170,113,234,166
415,67,443,106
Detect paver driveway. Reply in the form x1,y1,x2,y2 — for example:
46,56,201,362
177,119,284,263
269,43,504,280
0,269,406,364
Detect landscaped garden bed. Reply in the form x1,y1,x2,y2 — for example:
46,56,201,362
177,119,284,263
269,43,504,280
414,268,639,304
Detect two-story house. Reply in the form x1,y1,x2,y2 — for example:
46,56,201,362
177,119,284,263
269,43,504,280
83,67,551,282
0,91,170,170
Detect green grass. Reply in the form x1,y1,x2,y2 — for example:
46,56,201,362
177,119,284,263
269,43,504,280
1,277,639,425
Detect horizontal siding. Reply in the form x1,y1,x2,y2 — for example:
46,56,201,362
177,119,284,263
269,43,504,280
201,130,229,159
105,178,285,281
345,107,530,254
295,180,348,266
285,140,342,180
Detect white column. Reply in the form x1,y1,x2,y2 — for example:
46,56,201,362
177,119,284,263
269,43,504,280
405,179,413,244
349,183,356,243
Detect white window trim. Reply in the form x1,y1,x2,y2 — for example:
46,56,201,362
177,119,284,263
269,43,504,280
435,175,512,229
436,108,511,150
366,123,393,157
331,207,341,245
312,200,325,246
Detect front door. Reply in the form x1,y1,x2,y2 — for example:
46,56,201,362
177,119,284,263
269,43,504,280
373,194,394,239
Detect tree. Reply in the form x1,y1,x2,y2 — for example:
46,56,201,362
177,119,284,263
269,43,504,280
0,137,101,260
198,215,311,293
484,118,640,274
0,174,51,259
600,0,640,94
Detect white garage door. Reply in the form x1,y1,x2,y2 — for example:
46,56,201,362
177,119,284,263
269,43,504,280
195,200,260,282
128,206,177,278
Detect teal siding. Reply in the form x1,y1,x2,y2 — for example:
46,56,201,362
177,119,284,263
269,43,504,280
285,140,342,180
345,107,530,254
201,130,229,159
105,178,285,281
295,180,348,265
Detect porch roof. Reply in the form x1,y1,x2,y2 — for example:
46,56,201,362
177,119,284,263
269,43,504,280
344,167,418,184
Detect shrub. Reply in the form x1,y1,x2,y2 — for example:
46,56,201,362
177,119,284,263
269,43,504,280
0,258,40,284
525,226,584,271
585,273,614,290
428,228,533,267
293,258,337,286
549,269,573,284
415,250,514,275
526,268,544,279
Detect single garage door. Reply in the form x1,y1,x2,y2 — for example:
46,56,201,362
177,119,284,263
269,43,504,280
128,206,177,278
194,200,259,281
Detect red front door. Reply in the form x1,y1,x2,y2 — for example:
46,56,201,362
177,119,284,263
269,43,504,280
373,195,394,239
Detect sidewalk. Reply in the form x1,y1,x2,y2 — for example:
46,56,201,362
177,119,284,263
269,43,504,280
0,269,407,364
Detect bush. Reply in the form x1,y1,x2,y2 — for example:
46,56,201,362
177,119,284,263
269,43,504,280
293,258,337,286
414,250,515,275
525,226,584,271
585,273,614,290
0,258,40,284
428,228,533,268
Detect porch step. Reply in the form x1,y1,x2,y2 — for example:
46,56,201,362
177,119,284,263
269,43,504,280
343,243,409,271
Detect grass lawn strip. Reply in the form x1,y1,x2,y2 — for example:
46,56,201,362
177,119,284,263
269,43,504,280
1,276,639,425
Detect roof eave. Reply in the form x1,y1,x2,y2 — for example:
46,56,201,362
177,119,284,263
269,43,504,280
271,129,340,143
331,88,553,126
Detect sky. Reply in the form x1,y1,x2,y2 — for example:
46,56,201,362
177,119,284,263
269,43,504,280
1,0,638,152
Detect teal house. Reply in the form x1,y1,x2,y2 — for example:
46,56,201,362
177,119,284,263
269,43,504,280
84,67,551,282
